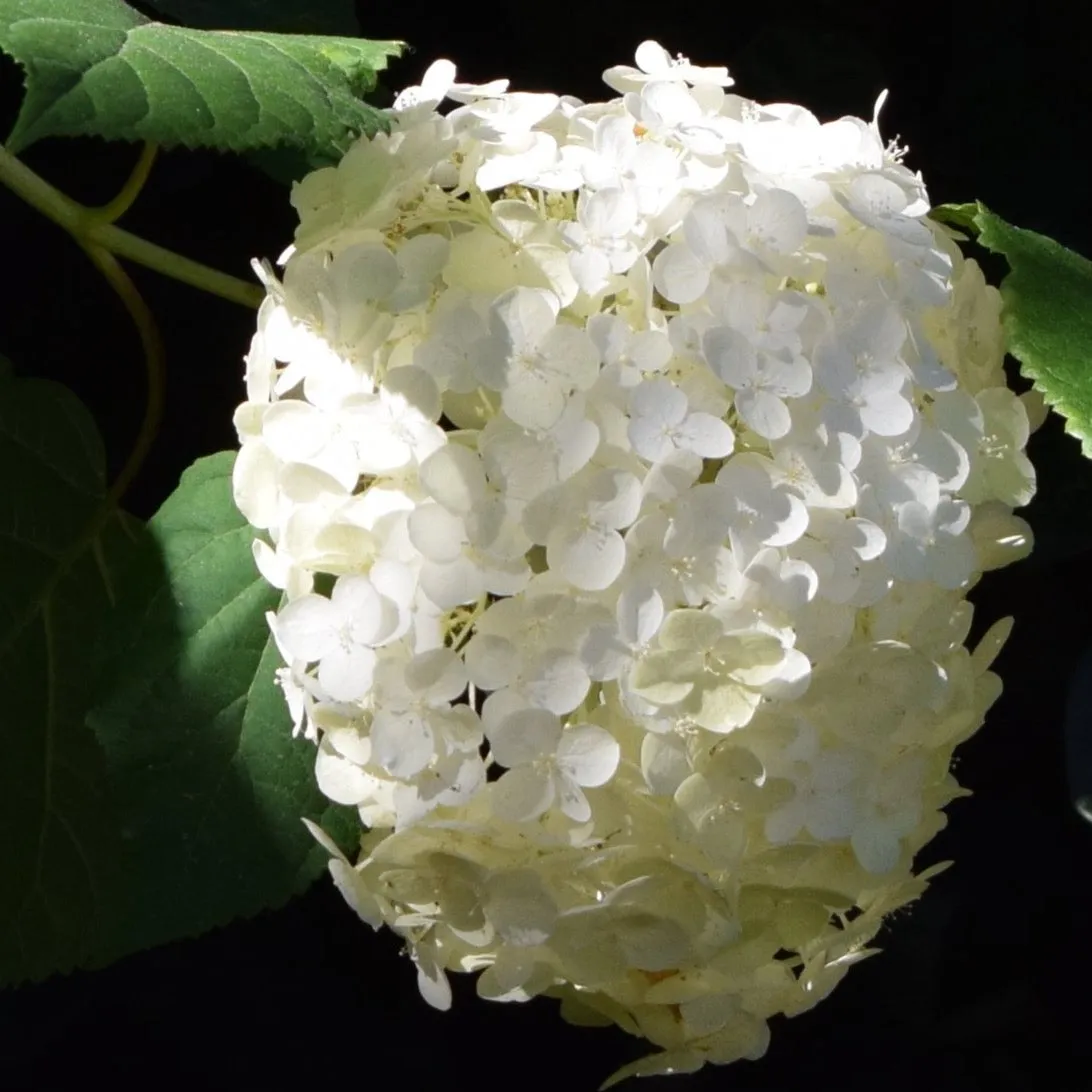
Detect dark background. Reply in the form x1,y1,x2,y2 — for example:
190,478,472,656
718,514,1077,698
3,1,1092,1088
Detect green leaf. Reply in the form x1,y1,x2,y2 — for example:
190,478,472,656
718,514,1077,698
86,450,355,964
971,203,1092,457
0,0,403,158
929,202,980,234
0,373,353,986
144,0,360,35
0,356,139,985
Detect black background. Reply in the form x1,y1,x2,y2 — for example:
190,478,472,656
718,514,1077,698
3,1,1092,1089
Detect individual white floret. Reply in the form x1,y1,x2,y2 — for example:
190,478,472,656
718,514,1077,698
579,114,682,218
486,709,620,822
668,456,809,565
813,302,916,438
271,564,413,701
602,40,735,93
628,377,735,462
523,467,644,591
476,287,600,429
932,387,1036,507
561,187,641,294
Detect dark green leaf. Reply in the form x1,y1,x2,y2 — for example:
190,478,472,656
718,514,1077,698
0,0,402,157
144,0,360,35
86,451,355,963
0,379,353,986
0,356,139,985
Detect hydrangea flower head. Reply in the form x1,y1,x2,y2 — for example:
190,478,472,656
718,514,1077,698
234,41,1035,1085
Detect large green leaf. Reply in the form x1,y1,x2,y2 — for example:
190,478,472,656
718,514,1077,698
139,1,379,185
933,201,1092,458
86,450,355,965
0,356,138,984
0,0,403,157
144,0,360,35
0,364,353,985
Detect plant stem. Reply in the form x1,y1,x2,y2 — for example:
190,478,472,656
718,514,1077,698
81,243,166,508
0,140,262,506
0,141,81,231
87,220,264,308
0,142,263,308
92,142,159,225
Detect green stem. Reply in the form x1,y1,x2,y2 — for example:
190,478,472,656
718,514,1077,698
92,142,159,225
81,243,166,508
0,142,263,308
87,220,264,308
0,141,79,230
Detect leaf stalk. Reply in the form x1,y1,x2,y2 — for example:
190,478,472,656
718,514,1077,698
0,143,263,308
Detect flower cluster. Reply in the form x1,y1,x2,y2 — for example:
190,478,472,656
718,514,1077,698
233,41,1037,1085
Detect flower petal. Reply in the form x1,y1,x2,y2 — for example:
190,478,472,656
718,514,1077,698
275,595,340,661
371,710,435,779
487,707,561,768
557,725,621,787
317,644,377,702
492,765,556,821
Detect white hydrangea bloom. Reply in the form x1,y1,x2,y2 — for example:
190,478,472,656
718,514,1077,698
233,40,1036,1086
